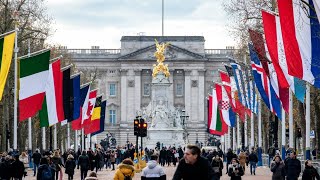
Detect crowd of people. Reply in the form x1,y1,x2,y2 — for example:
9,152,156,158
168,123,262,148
1,144,320,180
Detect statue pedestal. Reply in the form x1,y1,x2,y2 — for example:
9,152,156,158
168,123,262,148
145,128,185,149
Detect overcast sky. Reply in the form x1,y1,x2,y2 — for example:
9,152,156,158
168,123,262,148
46,0,235,49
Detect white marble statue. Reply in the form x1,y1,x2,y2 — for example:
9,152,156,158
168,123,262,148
151,99,170,128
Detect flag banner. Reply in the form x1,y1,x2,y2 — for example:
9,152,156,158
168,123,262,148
314,0,320,21
81,89,97,127
71,74,80,121
208,93,226,135
39,60,63,127
216,83,236,127
0,32,15,101
249,43,282,119
278,0,320,87
224,65,234,77
19,50,50,121
63,68,71,121
230,62,247,108
71,85,90,130
61,119,68,126
91,100,106,136
84,96,102,135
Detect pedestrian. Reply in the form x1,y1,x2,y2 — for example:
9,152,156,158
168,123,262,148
78,150,90,180
37,157,55,180
32,149,42,176
159,147,167,167
65,154,76,180
172,145,213,180
312,146,318,160
141,154,166,180
270,155,285,180
248,150,258,175
238,151,246,172
284,151,301,180
211,155,223,180
11,155,25,180
110,150,116,170
226,148,235,174
228,158,244,180
113,158,135,180
52,150,64,180
19,151,29,177
302,160,320,180
85,172,98,180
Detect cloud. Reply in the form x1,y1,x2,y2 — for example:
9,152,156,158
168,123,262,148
46,0,235,49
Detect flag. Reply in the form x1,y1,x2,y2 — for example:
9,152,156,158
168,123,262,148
82,89,97,127
314,0,320,21
230,62,249,110
208,93,225,135
216,83,236,127
19,50,50,121
91,100,106,136
249,43,282,119
84,96,102,135
278,0,320,87
0,32,15,100
71,74,80,121
71,84,90,130
39,60,64,127
262,10,306,103
62,67,71,121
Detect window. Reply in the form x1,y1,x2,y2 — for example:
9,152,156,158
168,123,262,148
143,83,150,96
109,110,116,124
109,83,116,96
176,83,183,96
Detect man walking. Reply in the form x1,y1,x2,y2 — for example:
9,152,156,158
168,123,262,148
284,151,301,180
173,145,213,180
248,149,258,175
32,149,42,176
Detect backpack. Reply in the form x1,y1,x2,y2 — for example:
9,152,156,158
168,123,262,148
42,166,53,180
124,175,132,180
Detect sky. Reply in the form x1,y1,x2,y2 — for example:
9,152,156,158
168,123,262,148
46,0,235,49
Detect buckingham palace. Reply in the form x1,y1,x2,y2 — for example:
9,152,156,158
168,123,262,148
62,35,238,147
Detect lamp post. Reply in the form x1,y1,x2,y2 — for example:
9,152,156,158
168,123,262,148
180,110,189,144
126,128,129,149
196,130,199,144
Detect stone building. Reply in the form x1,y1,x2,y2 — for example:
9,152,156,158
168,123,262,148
65,36,237,147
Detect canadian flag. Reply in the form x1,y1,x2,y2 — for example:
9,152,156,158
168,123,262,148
81,89,97,127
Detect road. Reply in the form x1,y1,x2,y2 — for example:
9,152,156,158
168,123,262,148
26,163,273,180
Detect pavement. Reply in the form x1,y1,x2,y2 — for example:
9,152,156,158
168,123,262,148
25,163,273,180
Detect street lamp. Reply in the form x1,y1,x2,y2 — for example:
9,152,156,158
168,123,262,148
126,129,129,143
180,110,189,128
196,130,199,144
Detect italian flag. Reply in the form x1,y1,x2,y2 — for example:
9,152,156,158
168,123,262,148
0,32,15,101
208,88,227,135
39,60,64,127
19,50,50,121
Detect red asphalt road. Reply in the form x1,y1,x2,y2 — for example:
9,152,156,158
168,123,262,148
26,163,273,180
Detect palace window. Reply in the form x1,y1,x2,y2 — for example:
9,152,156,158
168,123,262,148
143,83,150,96
176,83,183,96
109,83,116,96
109,110,116,124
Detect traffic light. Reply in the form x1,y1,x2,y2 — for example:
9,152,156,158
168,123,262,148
156,142,160,149
6,129,11,140
140,121,148,137
297,127,302,138
134,117,140,136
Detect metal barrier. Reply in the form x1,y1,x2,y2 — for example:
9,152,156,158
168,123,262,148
262,154,270,167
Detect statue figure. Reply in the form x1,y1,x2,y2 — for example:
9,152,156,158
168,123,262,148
151,99,170,128
174,110,182,128
152,39,171,78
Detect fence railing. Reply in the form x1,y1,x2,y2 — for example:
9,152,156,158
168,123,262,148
57,49,121,55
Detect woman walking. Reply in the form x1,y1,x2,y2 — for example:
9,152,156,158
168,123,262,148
270,155,285,180
65,154,76,180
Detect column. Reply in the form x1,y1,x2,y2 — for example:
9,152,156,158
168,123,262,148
184,70,192,122
198,70,205,124
120,69,128,123
169,69,174,105
134,69,141,115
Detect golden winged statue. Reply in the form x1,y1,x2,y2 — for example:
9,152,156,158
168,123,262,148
152,39,170,78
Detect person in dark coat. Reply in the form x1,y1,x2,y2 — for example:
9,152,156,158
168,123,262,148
228,158,244,180
65,154,76,180
0,155,13,180
159,147,167,167
284,152,301,180
37,157,55,180
248,150,258,175
11,155,25,180
226,148,236,174
211,155,223,180
32,149,42,176
78,150,90,180
302,160,320,180
270,155,285,180
51,151,64,180
172,145,213,180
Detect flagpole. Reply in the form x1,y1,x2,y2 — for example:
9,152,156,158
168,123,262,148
306,83,311,160
228,128,231,150
237,115,240,154
67,123,70,149
258,96,262,166
18,48,50,59
250,111,254,148
27,37,32,153
244,114,248,148
75,130,78,151
162,0,164,36
42,127,46,151
233,127,236,152
221,135,225,154
81,128,84,151
281,108,286,160
54,124,57,150
13,14,19,151
289,90,294,148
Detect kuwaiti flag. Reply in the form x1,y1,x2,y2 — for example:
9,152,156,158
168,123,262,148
39,60,64,127
71,84,90,130
216,83,236,127
91,100,107,136
278,0,320,87
208,91,227,135
84,95,102,135
0,31,15,101
82,89,97,127
19,50,50,121
262,10,306,103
